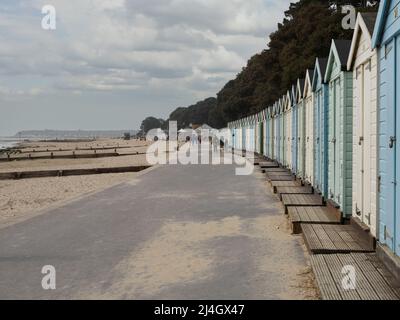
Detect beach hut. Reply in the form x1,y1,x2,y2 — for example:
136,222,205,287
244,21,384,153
234,121,240,151
229,122,236,150
291,84,298,174
312,57,329,199
259,111,264,156
265,108,270,158
348,12,378,237
284,91,292,170
304,69,315,185
296,78,306,180
247,115,252,152
273,102,278,161
258,111,264,156
268,107,273,159
324,39,353,217
270,102,278,161
276,99,282,164
245,116,251,152
238,120,244,151
372,0,400,257
280,95,287,167
251,115,256,152
247,116,253,152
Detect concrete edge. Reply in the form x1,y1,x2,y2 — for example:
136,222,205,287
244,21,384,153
376,243,400,283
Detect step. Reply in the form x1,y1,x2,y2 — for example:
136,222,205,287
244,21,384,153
311,253,400,300
281,194,324,214
287,206,341,234
266,171,293,176
259,162,280,168
276,186,313,201
270,180,302,193
302,224,375,254
267,175,296,182
263,168,289,173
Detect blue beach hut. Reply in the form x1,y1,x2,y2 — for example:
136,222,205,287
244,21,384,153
372,0,400,257
312,57,329,199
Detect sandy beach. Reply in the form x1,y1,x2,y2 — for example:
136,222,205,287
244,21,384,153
0,138,152,228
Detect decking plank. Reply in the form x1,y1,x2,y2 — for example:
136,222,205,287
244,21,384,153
337,254,380,300
307,207,322,222
311,254,400,300
267,175,296,182
323,225,350,252
301,224,323,252
323,254,361,300
313,225,337,252
336,230,364,252
282,194,324,206
264,168,289,173
302,224,374,254
277,186,313,195
352,253,400,300
310,255,342,300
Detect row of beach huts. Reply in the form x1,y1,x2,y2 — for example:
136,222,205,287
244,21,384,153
227,1,400,278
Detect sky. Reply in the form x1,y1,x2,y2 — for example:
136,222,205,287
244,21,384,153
0,0,292,136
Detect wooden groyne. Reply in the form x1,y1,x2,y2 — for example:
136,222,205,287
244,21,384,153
18,145,132,154
0,165,151,180
0,151,148,162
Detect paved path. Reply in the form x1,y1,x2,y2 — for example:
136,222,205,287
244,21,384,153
0,164,313,299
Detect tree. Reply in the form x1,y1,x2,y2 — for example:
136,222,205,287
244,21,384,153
213,0,380,126
140,117,165,134
168,97,217,129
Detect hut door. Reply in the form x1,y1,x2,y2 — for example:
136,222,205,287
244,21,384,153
315,92,321,190
335,78,342,204
276,118,280,162
379,38,396,252
362,61,372,229
292,107,297,173
330,78,341,202
355,66,365,223
396,36,400,256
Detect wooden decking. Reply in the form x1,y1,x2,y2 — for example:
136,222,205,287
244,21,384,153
266,171,292,176
281,194,324,214
267,175,296,182
276,186,313,200
311,253,400,300
263,168,290,173
302,224,375,254
287,206,340,234
252,157,400,300
270,180,301,193
259,162,279,168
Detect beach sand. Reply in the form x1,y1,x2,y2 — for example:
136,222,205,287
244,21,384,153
0,139,152,228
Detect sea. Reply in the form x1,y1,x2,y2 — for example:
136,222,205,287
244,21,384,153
0,138,24,150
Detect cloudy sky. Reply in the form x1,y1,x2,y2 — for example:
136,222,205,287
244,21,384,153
0,0,291,136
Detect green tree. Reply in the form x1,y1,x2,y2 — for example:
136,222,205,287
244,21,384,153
140,117,165,134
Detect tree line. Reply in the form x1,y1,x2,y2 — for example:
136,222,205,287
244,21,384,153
140,0,379,134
